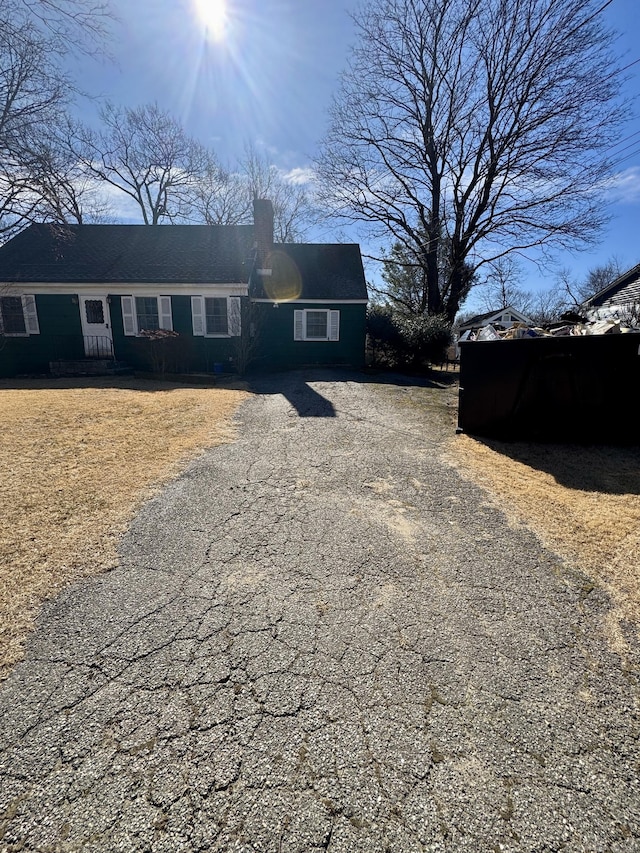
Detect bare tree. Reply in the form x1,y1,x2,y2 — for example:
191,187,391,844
190,160,252,226
316,0,626,322
0,13,72,236
555,258,622,310
526,286,568,327
0,0,115,238
477,258,532,313
189,142,318,241
22,131,114,223
554,267,581,310
229,298,262,375
243,144,316,242
579,258,622,303
71,103,211,224
5,0,115,54
0,16,68,142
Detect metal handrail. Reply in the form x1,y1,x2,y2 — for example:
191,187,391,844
83,335,114,359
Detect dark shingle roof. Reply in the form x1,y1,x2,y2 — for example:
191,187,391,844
250,243,367,301
586,262,640,307
0,223,256,284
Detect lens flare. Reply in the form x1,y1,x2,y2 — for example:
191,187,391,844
262,252,303,303
194,0,228,41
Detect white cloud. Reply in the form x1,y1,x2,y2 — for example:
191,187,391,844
83,179,141,223
603,166,640,204
281,166,316,186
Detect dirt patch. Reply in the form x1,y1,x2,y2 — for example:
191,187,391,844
0,377,248,679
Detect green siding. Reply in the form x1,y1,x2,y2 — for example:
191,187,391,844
110,295,242,374
252,302,366,371
0,294,82,377
1,294,367,377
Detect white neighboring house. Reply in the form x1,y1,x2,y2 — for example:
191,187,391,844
454,306,534,356
583,263,640,324
458,306,534,333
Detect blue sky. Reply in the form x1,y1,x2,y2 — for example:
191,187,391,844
72,0,357,170
69,0,640,305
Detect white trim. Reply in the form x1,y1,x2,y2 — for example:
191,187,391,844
329,310,340,341
22,295,40,335
194,295,243,338
0,294,40,336
159,295,173,330
252,298,367,304
1,286,362,303
7,283,249,296
228,296,241,337
459,306,533,331
191,296,205,336
121,296,136,336
294,308,341,342
79,295,112,354
203,296,230,338
123,294,175,335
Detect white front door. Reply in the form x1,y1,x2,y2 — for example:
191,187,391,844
79,296,113,357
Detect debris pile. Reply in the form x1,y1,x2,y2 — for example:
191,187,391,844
459,317,639,344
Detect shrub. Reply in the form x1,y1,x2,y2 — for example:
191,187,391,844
367,305,452,369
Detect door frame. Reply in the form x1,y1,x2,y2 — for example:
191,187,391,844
79,295,114,357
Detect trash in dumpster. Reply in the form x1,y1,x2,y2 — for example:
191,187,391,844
476,324,501,341
459,317,638,343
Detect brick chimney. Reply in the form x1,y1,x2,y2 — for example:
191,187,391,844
253,198,274,268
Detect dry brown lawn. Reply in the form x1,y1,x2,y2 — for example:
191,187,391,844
0,377,247,679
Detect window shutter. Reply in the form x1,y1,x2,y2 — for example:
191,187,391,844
228,296,241,336
329,310,340,341
159,296,173,330
121,296,136,336
191,296,204,336
23,295,40,335
294,309,304,341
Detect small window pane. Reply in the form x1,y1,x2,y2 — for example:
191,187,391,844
306,310,327,339
135,297,159,331
85,300,104,324
205,298,228,335
0,296,26,334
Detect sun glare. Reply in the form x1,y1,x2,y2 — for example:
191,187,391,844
194,0,228,41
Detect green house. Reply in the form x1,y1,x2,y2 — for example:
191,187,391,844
0,200,368,378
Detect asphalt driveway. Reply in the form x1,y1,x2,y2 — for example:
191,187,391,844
1,370,638,852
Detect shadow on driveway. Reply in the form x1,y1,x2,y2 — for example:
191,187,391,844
245,366,458,419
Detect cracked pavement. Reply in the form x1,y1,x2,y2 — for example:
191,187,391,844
1,370,639,852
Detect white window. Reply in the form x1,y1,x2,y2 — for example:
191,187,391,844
191,296,241,337
121,296,173,336
0,295,40,336
294,309,340,342
206,297,228,335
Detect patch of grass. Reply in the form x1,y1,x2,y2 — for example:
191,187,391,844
0,377,248,679
373,371,460,439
